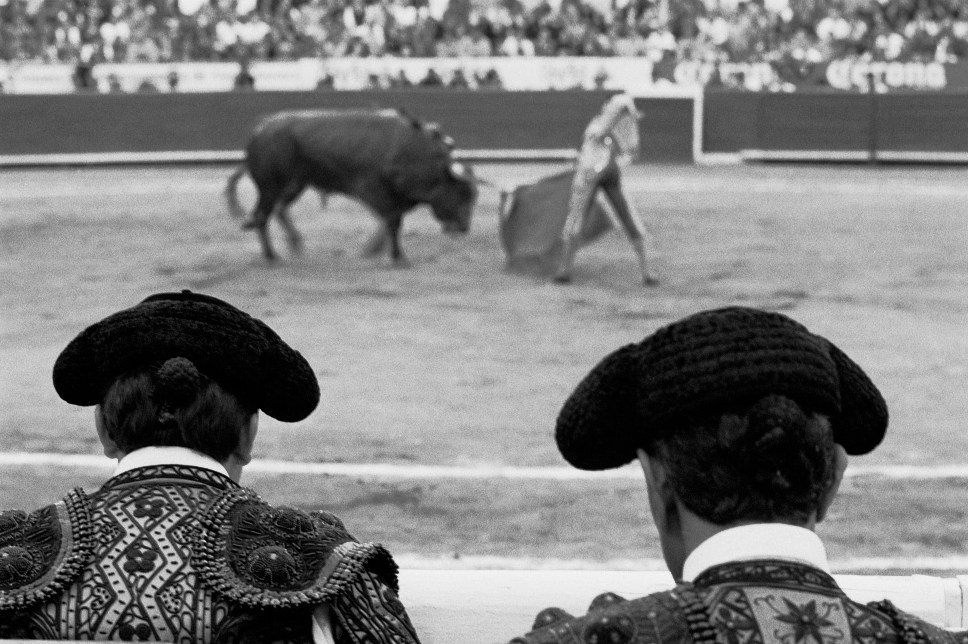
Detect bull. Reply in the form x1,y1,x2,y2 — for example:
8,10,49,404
225,108,478,265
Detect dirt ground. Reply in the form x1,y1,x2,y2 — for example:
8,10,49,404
1,162,967,565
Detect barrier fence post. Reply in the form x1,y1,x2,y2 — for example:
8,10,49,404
943,576,963,628
957,575,968,630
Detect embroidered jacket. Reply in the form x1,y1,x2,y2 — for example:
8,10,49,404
0,465,420,644
509,560,966,644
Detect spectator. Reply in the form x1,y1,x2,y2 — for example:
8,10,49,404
233,57,255,89
448,66,470,87
0,0,964,71
474,66,504,88
72,45,97,91
417,66,443,85
388,69,413,86
107,73,125,92
316,71,336,89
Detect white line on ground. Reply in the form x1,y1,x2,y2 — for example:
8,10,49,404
4,167,968,202
1,452,968,480
0,149,578,169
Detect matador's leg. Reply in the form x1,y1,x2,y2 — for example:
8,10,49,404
553,165,599,283
599,169,658,286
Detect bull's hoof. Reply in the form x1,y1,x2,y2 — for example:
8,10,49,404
643,276,659,287
241,221,258,230
552,273,573,284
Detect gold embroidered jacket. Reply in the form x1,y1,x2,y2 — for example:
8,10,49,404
510,561,966,644
0,465,420,644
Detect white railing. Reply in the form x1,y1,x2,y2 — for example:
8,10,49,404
2,570,966,643
399,570,968,643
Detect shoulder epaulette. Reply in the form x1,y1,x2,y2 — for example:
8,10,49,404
194,487,398,609
0,488,95,611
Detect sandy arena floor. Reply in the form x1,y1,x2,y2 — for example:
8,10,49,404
1,162,967,567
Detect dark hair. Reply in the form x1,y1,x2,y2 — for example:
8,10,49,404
99,357,256,462
648,395,838,525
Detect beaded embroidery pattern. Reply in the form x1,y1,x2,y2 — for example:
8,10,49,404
0,488,95,612
0,465,413,644
512,561,967,644
194,486,399,609
37,466,236,641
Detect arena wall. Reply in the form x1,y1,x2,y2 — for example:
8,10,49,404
0,89,694,164
1,89,966,166
0,89,610,158
715,90,968,163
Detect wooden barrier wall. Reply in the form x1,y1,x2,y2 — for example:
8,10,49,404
702,89,968,161
0,89,608,155
2,89,966,165
0,89,695,164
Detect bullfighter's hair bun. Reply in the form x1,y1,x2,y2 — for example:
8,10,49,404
53,290,320,423
154,357,202,407
555,306,888,471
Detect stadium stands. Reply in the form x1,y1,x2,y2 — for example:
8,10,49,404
0,0,964,83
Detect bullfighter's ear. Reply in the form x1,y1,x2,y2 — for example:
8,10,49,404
442,135,456,149
449,161,468,178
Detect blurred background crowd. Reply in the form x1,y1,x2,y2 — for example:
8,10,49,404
1,0,965,69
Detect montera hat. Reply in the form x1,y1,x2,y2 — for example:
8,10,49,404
53,290,320,422
556,306,888,470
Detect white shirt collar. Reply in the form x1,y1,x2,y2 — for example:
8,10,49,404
681,523,831,582
113,446,230,478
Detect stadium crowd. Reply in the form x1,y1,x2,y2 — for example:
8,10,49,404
0,0,965,68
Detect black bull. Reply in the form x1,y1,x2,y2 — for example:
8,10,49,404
225,109,479,264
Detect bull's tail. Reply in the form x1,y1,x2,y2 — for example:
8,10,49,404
224,164,250,222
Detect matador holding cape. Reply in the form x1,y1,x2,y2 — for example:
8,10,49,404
499,93,659,286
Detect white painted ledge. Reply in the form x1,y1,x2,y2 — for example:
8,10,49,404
398,570,968,644
0,571,966,643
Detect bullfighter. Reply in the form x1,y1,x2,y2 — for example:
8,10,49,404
0,290,421,644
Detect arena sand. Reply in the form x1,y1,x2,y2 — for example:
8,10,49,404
1,163,966,569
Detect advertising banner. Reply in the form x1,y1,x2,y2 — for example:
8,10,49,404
1,58,657,94
671,60,778,91
3,62,75,94
309,57,657,93
824,59,948,91
2,57,966,95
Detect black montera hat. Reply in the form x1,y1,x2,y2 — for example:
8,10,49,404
556,306,888,470
53,290,320,422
